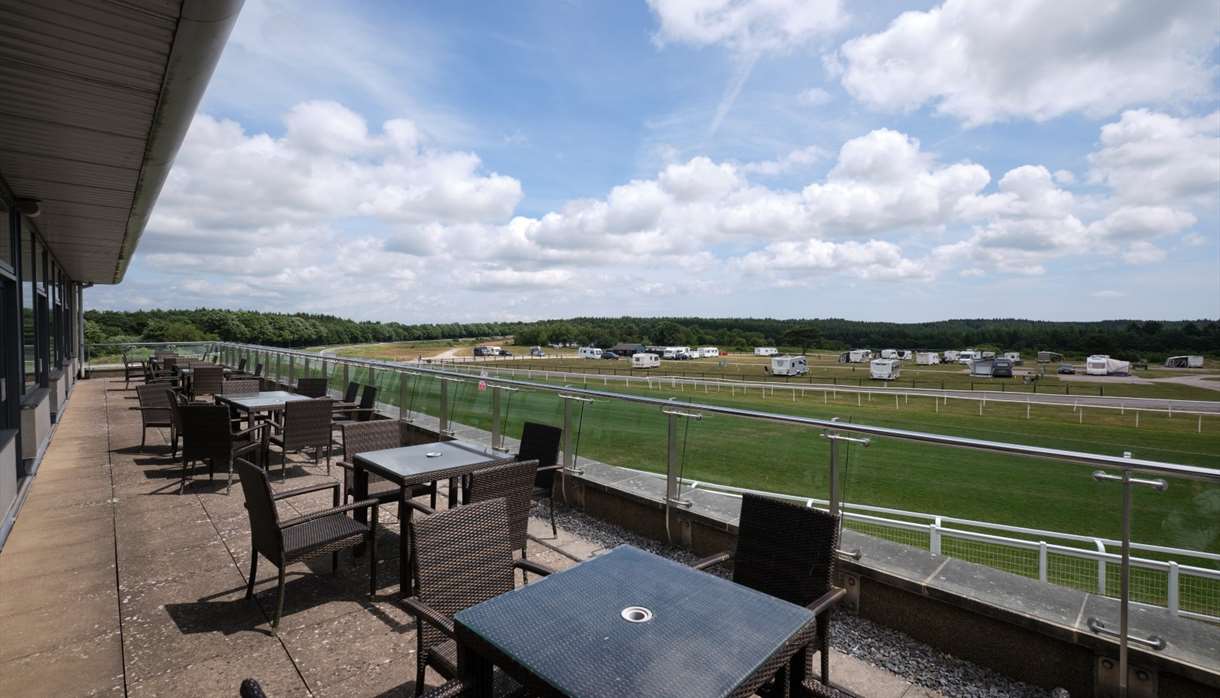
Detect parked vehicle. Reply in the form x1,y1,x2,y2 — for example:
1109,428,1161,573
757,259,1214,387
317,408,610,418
601,351,619,360
848,349,872,363
1057,363,1076,375
991,358,1014,378
1002,352,1022,365
899,350,914,360
915,352,941,365
1165,355,1204,368
699,346,719,358
880,349,899,360
754,347,779,356
943,350,960,362
957,350,980,364
631,352,660,369
869,358,902,380
969,359,994,377
980,351,996,360
1086,355,1131,376
770,355,808,377
529,346,545,357
500,350,512,357
578,346,603,360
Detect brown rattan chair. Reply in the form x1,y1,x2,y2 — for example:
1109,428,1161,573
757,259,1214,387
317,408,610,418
179,404,270,494
235,458,378,634
404,497,554,696
295,377,329,398
236,357,248,374
192,365,226,398
134,384,175,452
692,493,845,696
223,378,262,395
465,460,539,567
333,384,379,422
334,381,360,408
167,389,192,460
141,360,178,388
268,399,334,478
516,422,562,536
337,421,438,509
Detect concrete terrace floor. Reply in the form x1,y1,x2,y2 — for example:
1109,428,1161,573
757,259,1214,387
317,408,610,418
0,377,940,697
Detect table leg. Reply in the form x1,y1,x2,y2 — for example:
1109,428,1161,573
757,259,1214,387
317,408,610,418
353,466,369,558
448,477,459,508
400,486,414,597
457,634,494,698
787,644,809,695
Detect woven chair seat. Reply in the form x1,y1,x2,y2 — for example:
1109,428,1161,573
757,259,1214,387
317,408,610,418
284,515,369,560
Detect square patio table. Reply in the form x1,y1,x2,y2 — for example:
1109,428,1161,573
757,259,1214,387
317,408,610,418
454,545,817,698
352,440,507,594
214,390,312,414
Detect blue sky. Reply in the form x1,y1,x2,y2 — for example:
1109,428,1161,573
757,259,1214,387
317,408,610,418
90,0,1220,322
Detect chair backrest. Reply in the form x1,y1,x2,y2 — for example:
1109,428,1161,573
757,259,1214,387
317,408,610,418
517,422,562,489
339,420,400,493
236,459,284,563
237,358,248,373
732,494,840,607
193,365,225,395
295,377,329,398
163,356,178,370
168,389,190,430
180,404,237,464
136,384,173,425
467,459,538,553
223,379,262,395
253,363,264,377
356,385,378,421
343,381,359,403
280,399,333,450
413,498,515,659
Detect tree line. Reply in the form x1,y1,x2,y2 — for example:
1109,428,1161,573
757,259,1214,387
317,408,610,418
84,309,1218,361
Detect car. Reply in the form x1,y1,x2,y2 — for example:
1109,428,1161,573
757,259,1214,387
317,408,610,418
529,346,545,357
601,351,619,360
500,350,512,357
1057,363,1075,375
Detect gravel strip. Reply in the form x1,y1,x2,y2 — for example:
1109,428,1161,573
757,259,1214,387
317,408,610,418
533,502,1058,698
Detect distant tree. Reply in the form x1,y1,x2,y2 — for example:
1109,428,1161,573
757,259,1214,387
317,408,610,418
780,326,820,354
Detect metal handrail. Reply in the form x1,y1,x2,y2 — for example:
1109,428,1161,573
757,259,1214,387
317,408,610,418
218,341,1220,483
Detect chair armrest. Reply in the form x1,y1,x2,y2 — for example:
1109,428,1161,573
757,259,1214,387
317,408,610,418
272,481,341,501
403,596,455,639
233,422,271,439
513,559,556,577
333,459,356,472
692,551,732,571
536,463,564,472
279,498,379,529
332,407,377,416
405,499,435,516
805,587,846,617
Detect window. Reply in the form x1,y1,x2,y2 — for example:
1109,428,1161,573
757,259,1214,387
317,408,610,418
20,226,34,391
0,200,10,271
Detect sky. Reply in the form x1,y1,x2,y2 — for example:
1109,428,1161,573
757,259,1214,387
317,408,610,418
88,0,1220,322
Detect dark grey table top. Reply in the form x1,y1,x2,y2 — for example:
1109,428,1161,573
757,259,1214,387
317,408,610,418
352,440,503,486
455,545,815,698
215,390,312,412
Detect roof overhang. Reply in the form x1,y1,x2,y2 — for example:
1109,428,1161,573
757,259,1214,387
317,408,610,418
0,0,242,284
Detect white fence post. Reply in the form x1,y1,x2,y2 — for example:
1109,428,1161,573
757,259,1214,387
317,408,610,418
1038,542,1048,583
1168,561,1180,616
930,517,942,556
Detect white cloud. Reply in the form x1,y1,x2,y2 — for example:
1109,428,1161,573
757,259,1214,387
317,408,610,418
737,239,930,281
835,0,1219,126
741,145,825,175
1088,109,1220,206
797,87,833,107
1091,290,1126,299
647,0,847,53
1123,241,1168,265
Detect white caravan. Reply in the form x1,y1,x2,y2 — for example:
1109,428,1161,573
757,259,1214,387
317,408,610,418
957,350,981,364
848,349,873,363
1002,352,1022,365
1165,355,1204,368
943,350,960,362
631,352,660,369
870,358,902,380
900,350,914,360
916,352,941,365
770,355,808,376
661,346,690,359
1086,355,1131,376
880,349,899,360
578,346,603,360
754,347,779,356
699,346,720,358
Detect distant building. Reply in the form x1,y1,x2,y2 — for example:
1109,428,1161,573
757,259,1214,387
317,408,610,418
608,343,645,356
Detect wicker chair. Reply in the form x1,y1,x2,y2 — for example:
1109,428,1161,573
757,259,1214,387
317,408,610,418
179,404,270,495
141,360,178,388
237,358,248,374
333,384,378,423
465,460,538,565
295,377,329,398
516,422,563,536
336,421,438,509
192,365,226,398
134,384,175,452
253,362,264,378
404,497,554,696
693,494,845,696
334,381,360,408
167,389,192,460
235,459,378,634
268,399,334,478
